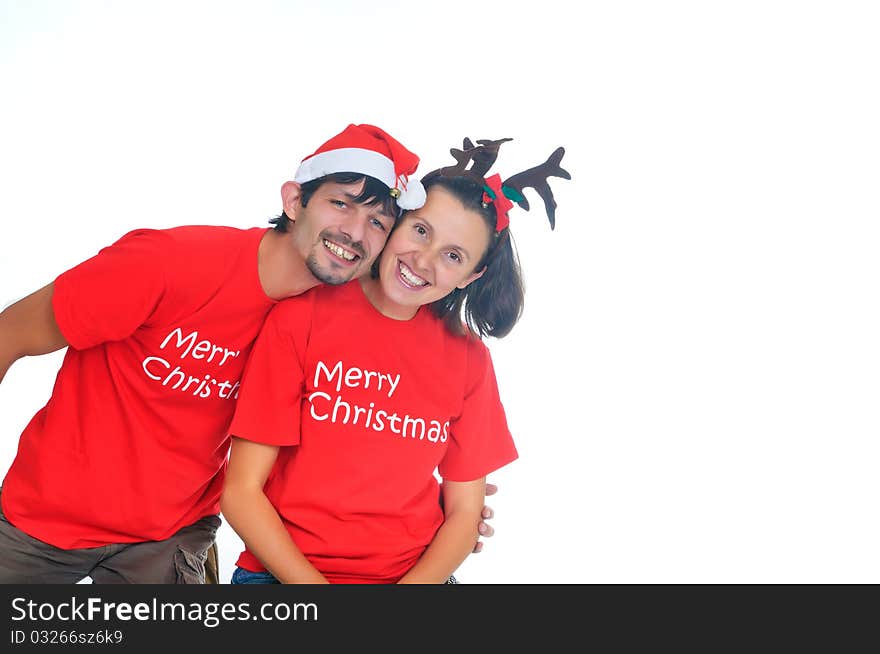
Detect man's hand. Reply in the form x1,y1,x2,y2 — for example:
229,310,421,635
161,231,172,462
473,482,498,553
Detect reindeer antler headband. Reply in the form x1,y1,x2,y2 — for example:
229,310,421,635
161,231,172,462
423,137,571,232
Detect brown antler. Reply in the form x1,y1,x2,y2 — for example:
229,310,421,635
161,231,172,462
424,137,513,181
436,141,476,178
502,147,570,230
470,138,513,176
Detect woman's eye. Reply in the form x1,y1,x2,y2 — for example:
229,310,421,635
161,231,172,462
413,224,427,236
448,252,461,263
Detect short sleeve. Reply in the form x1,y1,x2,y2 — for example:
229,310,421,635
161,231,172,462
228,296,315,447
438,338,518,481
52,229,169,350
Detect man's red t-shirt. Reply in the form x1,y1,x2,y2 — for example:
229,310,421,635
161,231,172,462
230,281,518,583
1,226,276,548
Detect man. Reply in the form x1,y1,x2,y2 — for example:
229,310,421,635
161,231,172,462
0,124,494,583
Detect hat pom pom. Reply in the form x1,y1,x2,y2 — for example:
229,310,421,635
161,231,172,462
395,177,426,210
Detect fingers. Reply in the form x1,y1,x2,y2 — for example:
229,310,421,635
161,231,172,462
475,484,498,553
473,511,496,553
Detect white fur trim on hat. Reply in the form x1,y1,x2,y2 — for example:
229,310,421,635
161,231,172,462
294,147,425,210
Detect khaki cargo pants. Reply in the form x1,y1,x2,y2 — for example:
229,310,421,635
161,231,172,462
0,494,220,584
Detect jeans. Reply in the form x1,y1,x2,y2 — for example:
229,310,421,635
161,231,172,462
230,567,459,584
231,567,280,584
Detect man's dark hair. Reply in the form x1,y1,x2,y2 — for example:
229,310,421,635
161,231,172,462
269,173,400,232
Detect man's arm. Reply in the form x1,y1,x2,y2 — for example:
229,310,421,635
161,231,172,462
0,284,68,383
398,479,486,584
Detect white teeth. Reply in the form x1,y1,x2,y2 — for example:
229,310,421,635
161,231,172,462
323,239,357,261
399,261,428,287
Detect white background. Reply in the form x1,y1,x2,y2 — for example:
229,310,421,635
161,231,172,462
1,1,878,583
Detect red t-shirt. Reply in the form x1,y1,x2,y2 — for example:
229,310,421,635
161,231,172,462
1,225,276,548
230,281,518,583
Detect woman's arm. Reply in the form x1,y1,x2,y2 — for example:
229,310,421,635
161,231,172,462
220,437,329,584
397,478,486,584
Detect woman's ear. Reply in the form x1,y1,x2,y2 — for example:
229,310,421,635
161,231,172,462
457,266,486,290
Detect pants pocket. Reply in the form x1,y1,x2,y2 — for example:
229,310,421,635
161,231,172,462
174,545,207,584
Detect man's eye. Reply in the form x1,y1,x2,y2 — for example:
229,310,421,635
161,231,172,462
448,252,461,263
331,199,346,208
370,218,387,231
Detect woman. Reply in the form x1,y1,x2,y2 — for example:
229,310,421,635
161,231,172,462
220,142,568,583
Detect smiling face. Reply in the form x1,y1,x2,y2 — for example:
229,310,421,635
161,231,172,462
285,179,397,285
364,185,492,320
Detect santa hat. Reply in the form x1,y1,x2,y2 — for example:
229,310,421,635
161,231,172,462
294,124,426,210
